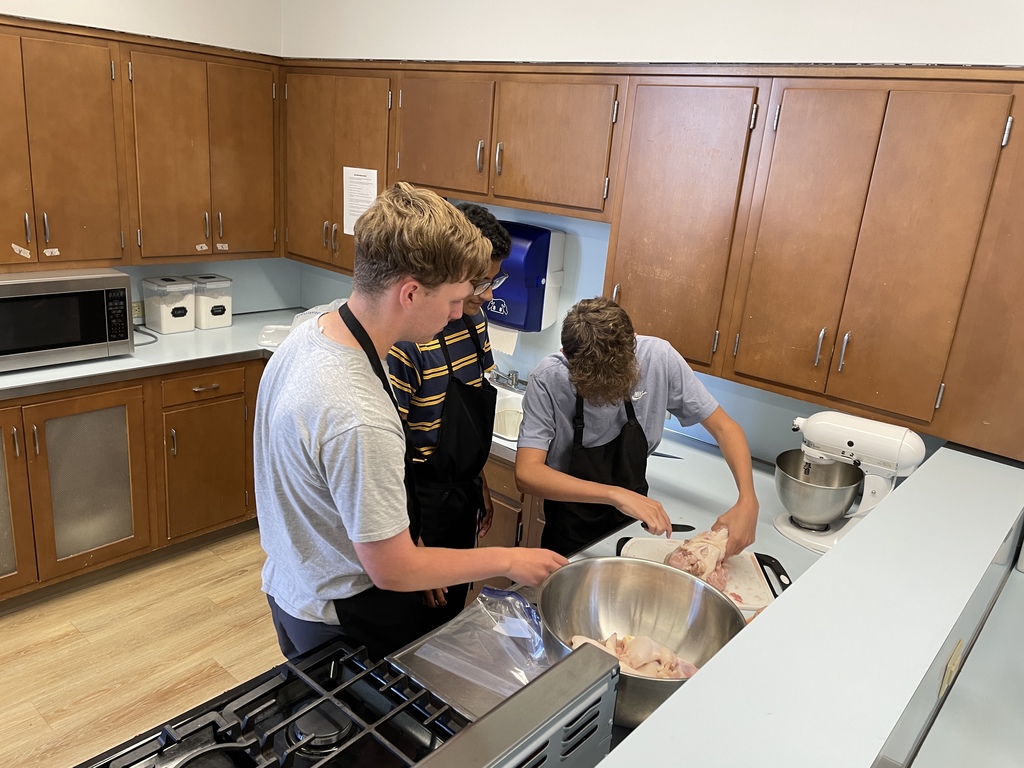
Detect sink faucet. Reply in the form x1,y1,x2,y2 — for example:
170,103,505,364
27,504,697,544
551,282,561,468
491,367,527,392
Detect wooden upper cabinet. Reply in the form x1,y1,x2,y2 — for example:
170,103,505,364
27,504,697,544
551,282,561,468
208,63,276,255
491,78,619,211
605,78,765,370
0,34,35,266
729,79,1012,422
22,37,125,263
930,86,1024,460
130,50,276,259
732,84,888,390
131,51,213,258
284,71,390,272
396,74,495,196
394,72,623,218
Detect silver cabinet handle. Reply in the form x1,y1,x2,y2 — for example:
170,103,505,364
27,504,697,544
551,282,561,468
42,212,50,243
191,384,220,393
476,140,485,173
11,427,19,459
495,141,504,176
217,211,223,239
814,327,827,367
32,424,39,456
837,331,852,372
331,223,338,251
204,211,210,239
611,283,621,303
24,212,31,243
322,220,330,247
170,428,177,457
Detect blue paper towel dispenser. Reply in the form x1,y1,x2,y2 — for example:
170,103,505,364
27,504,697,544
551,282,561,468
487,221,564,332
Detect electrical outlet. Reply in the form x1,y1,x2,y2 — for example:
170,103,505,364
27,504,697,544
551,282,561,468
131,301,144,322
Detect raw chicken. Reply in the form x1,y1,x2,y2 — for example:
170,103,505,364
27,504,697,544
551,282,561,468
664,527,729,591
570,633,699,679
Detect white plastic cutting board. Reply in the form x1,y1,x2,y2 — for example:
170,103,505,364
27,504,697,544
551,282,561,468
619,537,774,611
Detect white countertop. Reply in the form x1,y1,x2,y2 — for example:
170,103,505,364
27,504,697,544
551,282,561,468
0,309,299,401
596,443,1024,768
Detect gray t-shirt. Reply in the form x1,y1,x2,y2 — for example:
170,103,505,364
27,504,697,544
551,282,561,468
518,336,719,472
255,312,410,624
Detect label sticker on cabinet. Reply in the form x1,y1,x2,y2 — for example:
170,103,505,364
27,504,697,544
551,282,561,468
43,248,60,257
11,243,31,258
216,243,229,250
195,243,209,251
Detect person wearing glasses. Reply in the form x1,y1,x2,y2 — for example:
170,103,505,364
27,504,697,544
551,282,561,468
515,296,759,559
387,203,513,630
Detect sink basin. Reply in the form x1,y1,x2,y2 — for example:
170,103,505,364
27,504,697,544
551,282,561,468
494,387,524,440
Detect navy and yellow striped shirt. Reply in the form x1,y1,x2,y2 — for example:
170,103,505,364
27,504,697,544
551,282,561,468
387,312,495,462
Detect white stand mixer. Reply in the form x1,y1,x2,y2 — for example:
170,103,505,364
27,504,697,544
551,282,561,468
774,411,927,553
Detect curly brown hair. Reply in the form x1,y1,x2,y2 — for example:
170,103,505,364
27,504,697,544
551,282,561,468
561,297,640,406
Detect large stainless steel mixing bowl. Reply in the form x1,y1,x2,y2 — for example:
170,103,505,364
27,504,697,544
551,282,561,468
775,448,864,530
538,557,746,728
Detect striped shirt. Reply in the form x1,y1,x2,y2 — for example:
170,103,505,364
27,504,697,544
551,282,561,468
387,311,494,462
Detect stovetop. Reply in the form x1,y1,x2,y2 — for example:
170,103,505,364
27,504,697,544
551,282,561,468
76,641,471,768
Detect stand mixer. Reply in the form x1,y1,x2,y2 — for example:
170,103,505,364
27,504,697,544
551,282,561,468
773,411,927,553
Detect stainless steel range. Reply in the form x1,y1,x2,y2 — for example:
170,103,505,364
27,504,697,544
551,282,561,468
75,638,619,768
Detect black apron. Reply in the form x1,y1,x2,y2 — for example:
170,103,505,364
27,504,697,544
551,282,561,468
334,303,425,660
541,396,650,557
415,316,497,630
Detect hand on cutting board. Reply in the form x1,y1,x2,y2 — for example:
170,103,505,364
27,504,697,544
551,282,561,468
714,498,758,558
609,487,673,538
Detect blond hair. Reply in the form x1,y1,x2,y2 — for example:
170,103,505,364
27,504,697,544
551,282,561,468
561,297,640,406
353,182,491,296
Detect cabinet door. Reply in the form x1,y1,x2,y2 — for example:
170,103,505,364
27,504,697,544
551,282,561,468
131,50,212,257
22,37,124,263
285,73,336,263
930,86,1024,459
732,83,888,391
0,407,36,596
23,387,150,581
396,74,495,196
164,397,246,540
492,78,620,211
208,62,276,254
0,34,36,265
824,89,1011,420
608,79,761,367
331,75,391,272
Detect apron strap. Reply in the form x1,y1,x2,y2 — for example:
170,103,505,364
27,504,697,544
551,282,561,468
338,303,399,412
572,395,640,449
436,314,488,378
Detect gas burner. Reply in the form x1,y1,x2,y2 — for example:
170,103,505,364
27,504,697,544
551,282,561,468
286,701,354,758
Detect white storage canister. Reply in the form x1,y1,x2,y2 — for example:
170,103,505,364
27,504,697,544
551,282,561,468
142,276,196,334
185,273,233,329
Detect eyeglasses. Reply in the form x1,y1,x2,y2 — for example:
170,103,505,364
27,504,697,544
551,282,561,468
472,269,509,296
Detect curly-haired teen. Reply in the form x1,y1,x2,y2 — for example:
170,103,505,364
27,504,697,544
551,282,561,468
515,297,759,557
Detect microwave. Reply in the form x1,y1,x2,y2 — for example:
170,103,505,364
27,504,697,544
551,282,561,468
0,268,133,374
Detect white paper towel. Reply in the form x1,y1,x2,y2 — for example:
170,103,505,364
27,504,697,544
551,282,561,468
488,324,519,355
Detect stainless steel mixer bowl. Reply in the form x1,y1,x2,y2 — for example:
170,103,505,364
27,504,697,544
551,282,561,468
538,557,746,729
775,448,864,529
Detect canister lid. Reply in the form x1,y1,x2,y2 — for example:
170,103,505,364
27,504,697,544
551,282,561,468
184,273,232,287
142,276,195,292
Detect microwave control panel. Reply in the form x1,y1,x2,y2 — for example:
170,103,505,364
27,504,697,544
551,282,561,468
105,288,130,341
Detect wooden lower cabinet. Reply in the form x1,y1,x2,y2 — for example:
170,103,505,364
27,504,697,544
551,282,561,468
0,406,37,595
155,362,259,543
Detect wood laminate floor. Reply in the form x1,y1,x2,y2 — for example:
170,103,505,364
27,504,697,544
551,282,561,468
0,526,284,767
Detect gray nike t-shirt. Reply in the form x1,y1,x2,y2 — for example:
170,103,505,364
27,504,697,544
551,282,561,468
517,336,719,472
